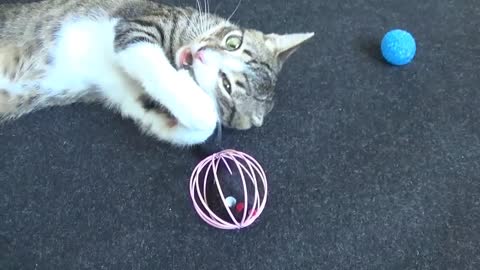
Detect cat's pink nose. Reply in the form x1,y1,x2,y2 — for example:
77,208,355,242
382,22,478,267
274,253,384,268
194,48,206,64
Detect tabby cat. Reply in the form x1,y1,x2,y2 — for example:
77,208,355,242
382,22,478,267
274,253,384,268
0,0,313,145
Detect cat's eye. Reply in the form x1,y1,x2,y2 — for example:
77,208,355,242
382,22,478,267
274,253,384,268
220,72,232,94
225,35,242,51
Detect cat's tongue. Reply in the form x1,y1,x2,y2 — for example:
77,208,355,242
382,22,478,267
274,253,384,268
179,48,193,67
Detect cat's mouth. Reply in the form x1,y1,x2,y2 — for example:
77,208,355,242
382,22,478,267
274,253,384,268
176,46,207,69
177,47,194,68
175,46,221,96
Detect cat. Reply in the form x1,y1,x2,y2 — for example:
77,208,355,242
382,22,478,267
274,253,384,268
0,0,314,145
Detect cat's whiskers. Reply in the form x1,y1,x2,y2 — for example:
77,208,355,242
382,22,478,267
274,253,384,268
213,2,222,16
194,0,210,38
182,11,201,40
194,0,203,34
182,4,209,41
227,0,242,22
206,0,211,15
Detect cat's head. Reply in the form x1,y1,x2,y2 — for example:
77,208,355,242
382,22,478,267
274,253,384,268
176,23,314,130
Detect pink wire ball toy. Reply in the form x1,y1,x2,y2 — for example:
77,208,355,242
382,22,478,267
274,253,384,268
189,149,268,230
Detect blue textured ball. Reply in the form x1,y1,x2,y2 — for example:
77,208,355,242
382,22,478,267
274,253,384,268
381,29,416,66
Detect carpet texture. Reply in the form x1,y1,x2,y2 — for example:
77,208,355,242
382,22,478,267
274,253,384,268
1,0,479,269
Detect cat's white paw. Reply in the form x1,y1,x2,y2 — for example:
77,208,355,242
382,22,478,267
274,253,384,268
174,69,219,132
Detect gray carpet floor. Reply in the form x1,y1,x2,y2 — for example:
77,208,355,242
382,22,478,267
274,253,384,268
1,0,479,269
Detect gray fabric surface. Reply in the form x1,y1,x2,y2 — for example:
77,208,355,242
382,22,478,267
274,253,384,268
1,0,479,269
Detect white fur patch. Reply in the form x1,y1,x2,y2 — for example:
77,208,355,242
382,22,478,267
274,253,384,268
42,17,119,94
222,56,246,72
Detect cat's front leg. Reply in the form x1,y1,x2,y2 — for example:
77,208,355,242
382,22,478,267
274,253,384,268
115,42,219,133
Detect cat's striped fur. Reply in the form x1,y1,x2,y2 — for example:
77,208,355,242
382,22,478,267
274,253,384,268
0,0,313,145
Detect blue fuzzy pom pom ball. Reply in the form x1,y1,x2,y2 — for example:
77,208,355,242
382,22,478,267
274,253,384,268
381,29,416,66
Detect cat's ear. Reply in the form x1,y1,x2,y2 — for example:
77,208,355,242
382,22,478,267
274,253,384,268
265,32,314,64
